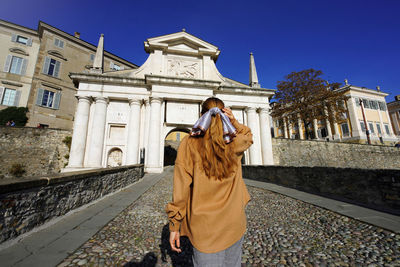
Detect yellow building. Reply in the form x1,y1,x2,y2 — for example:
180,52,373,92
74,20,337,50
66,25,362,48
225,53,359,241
272,81,399,145
388,95,400,136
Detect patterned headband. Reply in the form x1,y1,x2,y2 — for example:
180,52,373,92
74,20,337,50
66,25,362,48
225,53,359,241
190,107,237,143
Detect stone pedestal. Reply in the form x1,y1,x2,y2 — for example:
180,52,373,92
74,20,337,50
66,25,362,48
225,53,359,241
68,96,91,168
87,97,108,167
126,99,141,165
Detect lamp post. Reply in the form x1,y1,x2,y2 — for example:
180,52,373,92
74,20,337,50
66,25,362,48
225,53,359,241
359,99,371,145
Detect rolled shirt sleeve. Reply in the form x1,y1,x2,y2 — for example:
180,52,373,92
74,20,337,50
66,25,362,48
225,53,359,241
165,136,193,232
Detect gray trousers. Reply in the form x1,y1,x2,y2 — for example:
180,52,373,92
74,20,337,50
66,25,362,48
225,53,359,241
192,235,244,267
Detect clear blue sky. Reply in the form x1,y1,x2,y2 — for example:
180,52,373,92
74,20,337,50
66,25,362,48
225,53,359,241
2,0,399,101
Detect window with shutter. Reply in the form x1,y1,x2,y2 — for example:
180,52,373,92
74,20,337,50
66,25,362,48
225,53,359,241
27,38,33,46
9,56,24,74
36,88,44,106
16,36,28,45
1,88,16,106
21,59,28,76
53,92,61,109
13,90,21,106
0,87,4,104
11,34,17,42
43,56,50,74
4,55,12,72
54,61,61,77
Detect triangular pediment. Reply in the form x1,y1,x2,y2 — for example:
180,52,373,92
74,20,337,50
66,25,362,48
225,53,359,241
145,31,220,60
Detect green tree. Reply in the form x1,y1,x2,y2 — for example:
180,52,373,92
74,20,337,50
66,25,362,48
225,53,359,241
271,69,348,139
0,107,29,126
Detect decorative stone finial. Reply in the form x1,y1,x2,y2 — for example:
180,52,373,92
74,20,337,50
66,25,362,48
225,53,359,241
376,86,381,91
249,52,260,88
182,28,186,32
344,79,349,85
91,34,104,74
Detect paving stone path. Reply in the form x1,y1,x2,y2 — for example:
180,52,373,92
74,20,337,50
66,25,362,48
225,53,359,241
58,170,400,267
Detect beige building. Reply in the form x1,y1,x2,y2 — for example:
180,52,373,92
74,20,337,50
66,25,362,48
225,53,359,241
0,19,138,129
0,20,40,110
273,81,399,145
388,95,400,136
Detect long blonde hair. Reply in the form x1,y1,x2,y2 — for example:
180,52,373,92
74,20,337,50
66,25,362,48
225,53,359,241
198,97,235,180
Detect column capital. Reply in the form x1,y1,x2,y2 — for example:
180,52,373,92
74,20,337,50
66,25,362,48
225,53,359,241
94,96,108,104
150,96,163,104
128,98,142,106
259,107,269,114
245,106,257,113
75,95,92,103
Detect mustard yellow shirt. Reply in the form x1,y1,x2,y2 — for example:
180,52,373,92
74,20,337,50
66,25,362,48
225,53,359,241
166,119,253,253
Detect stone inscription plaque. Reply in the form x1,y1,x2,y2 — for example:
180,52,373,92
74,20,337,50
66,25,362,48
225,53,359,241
166,102,199,125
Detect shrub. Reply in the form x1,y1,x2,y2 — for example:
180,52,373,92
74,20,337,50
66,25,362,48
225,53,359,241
0,107,28,126
9,163,26,177
62,136,72,151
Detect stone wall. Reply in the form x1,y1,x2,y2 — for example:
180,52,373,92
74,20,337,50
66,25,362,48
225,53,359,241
0,164,144,244
272,138,400,169
0,126,72,179
243,165,400,215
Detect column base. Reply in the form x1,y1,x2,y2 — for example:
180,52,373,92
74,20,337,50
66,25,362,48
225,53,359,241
145,166,164,173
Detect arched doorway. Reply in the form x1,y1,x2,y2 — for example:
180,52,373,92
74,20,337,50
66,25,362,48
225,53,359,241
107,148,123,167
164,128,190,166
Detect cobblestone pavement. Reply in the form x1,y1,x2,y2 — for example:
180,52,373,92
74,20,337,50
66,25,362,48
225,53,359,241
58,170,400,267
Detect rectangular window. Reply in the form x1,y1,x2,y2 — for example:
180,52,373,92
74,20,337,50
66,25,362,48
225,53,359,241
41,90,55,108
376,123,382,135
378,102,387,111
384,124,390,135
16,35,28,45
360,121,366,132
54,38,64,48
341,123,350,136
1,88,16,106
43,57,61,77
36,88,61,109
112,63,121,70
90,54,95,61
370,100,378,110
355,97,360,106
362,99,370,109
368,122,374,134
9,56,23,74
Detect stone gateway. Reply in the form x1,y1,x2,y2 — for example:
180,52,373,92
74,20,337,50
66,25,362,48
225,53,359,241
65,31,275,173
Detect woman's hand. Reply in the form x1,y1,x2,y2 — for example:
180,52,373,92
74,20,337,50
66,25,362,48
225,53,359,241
169,231,182,253
222,107,235,122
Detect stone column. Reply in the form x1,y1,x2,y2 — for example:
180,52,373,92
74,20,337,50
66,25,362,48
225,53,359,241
246,107,262,164
313,119,319,139
146,97,163,173
347,97,362,138
283,117,288,138
87,97,108,168
333,122,341,139
144,99,151,164
288,121,293,139
68,96,91,168
259,108,274,165
126,98,141,165
326,119,333,139
297,116,304,140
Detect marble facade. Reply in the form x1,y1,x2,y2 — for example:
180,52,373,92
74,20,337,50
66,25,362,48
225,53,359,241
65,31,275,173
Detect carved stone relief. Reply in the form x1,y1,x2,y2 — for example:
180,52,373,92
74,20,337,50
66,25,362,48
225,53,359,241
167,59,199,79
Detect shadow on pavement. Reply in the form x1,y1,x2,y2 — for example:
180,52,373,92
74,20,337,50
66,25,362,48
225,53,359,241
160,224,194,267
123,252,157,267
